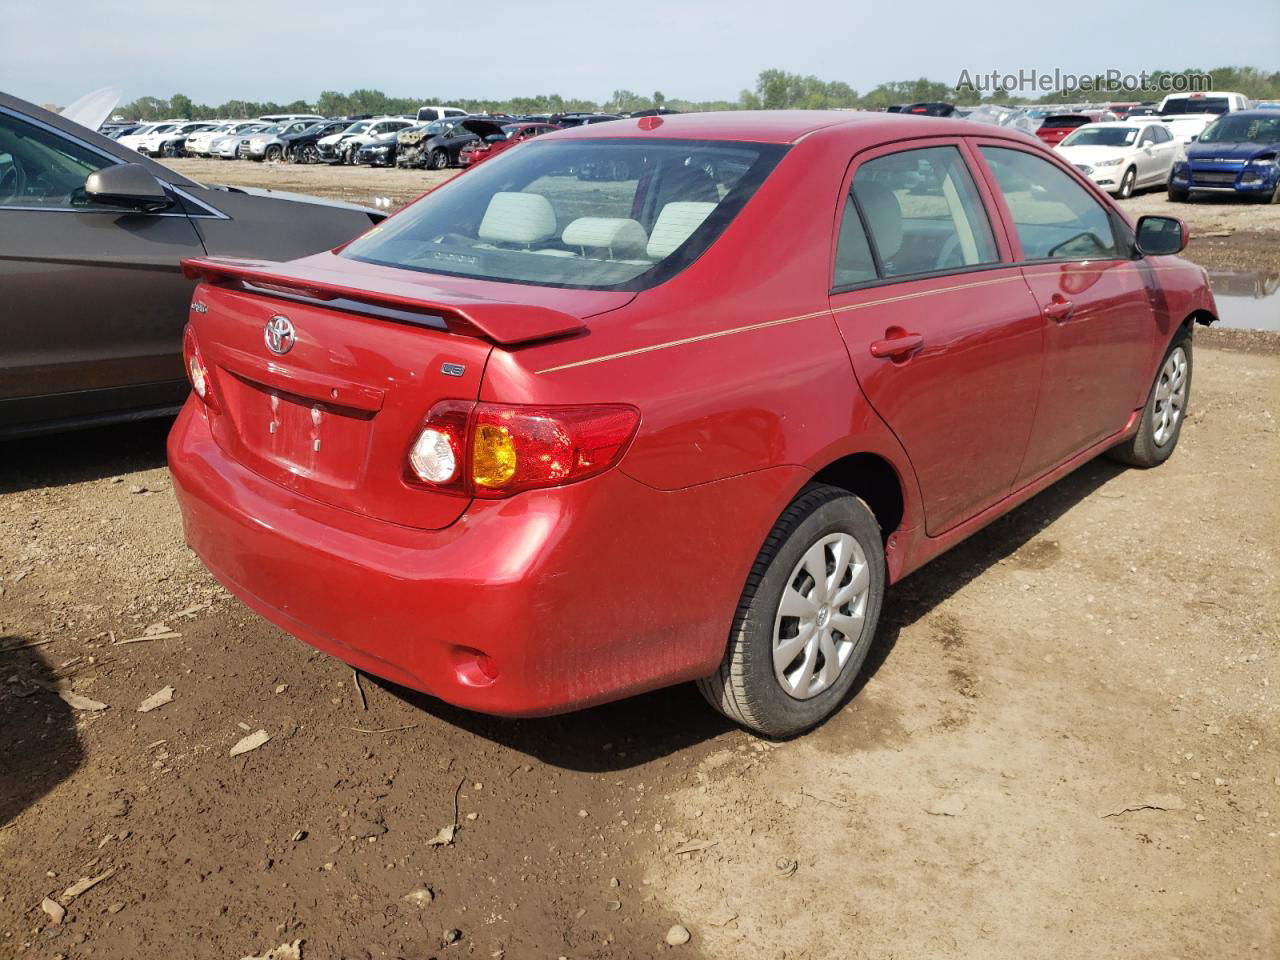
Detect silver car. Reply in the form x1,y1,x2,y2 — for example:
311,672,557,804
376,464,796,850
211,123,268,159
186,121,254,157
238,119,316,161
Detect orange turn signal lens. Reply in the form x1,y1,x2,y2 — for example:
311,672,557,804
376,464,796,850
472,423,519,488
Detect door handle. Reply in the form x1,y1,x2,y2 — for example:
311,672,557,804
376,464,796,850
1042,296,1074,322
869,331,924,360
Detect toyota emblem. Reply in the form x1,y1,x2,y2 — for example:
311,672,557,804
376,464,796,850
264,315,296,355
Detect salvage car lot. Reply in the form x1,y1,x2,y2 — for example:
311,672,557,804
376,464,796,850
2,153,1278,959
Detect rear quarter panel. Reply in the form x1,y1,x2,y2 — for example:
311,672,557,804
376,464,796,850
185,190,376,260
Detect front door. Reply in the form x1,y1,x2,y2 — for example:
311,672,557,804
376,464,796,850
973,143,1157,483
829,139,1045,536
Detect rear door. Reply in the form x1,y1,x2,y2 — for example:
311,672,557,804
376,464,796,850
972,142,1156,482
0,105,203,431
829,138,1046,536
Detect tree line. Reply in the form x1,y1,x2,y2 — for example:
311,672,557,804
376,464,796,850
117,66,1280,121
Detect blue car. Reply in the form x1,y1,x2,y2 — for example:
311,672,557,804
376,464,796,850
1169,110,1280,203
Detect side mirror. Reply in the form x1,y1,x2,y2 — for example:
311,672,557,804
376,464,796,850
84,163,173,212
1189,135,1198,142
1135,215,1188,256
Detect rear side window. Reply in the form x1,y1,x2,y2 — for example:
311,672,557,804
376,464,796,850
836,145,998,286
979,146,1122,261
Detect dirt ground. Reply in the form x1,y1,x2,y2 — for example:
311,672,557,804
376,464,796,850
1,160,1278,960
163,157,459,214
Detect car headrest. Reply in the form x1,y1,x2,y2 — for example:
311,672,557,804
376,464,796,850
646,202,717,260
851,181,902,261
562,217,649,258
478,192,557,245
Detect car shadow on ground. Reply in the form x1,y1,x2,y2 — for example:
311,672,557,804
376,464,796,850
0,418,174,495
372,456,1129,770
0,641,85,827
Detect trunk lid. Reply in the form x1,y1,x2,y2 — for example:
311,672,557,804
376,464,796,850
183,255,626,530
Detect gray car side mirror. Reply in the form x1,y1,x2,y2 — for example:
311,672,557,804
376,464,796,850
84,163,174,212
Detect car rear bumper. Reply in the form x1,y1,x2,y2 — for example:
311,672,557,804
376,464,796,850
168,400,801,716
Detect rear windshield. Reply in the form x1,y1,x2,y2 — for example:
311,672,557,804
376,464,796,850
1199,114,1280,144
1161,97,1230,116
1061,126,1139,147
342,138,786,291
1043,115,1091,129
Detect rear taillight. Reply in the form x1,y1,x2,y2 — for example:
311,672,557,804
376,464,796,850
182,325,215,408
406,399,470,493
406,401,639,499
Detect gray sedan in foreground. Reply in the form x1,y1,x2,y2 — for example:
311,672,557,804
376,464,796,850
0,92,384,438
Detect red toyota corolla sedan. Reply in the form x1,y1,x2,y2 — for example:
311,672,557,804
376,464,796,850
169,111,1215,736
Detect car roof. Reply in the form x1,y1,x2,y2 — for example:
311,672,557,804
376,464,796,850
542,109,1037,146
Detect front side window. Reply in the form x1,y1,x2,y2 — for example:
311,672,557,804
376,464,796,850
979,146,1122,261
0,110,108,208
836,145,999,285
343,138,786,290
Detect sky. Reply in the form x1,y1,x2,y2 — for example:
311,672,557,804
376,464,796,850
4,0,1277,108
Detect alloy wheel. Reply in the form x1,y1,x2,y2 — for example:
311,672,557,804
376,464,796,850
1119,168,1135,199
1152,346,1188,446
772,532,870,700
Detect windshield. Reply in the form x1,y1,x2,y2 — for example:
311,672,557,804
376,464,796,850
1161,97,1230,116
1061,126,1139,147
341,121,371,135
1199,115,1280,144
343,138,786,291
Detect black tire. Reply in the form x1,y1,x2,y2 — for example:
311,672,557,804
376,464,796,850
265,144,283,163
1168,182,1189,202
161,141,178,158
429,149,449,170
697,484,886,738
1107,328,1193,468
300,143,319,164
1117,167,1136,199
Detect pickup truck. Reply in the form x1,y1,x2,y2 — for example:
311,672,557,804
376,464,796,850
1155,91,1252,147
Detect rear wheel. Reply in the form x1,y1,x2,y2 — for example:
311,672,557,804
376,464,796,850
1117,167,1136,199
1108,329,1192,468
162,141,178,158
697,484,885,738
429,149,449,170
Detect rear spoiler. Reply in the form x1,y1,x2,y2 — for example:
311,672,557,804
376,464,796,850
181,256,586,346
